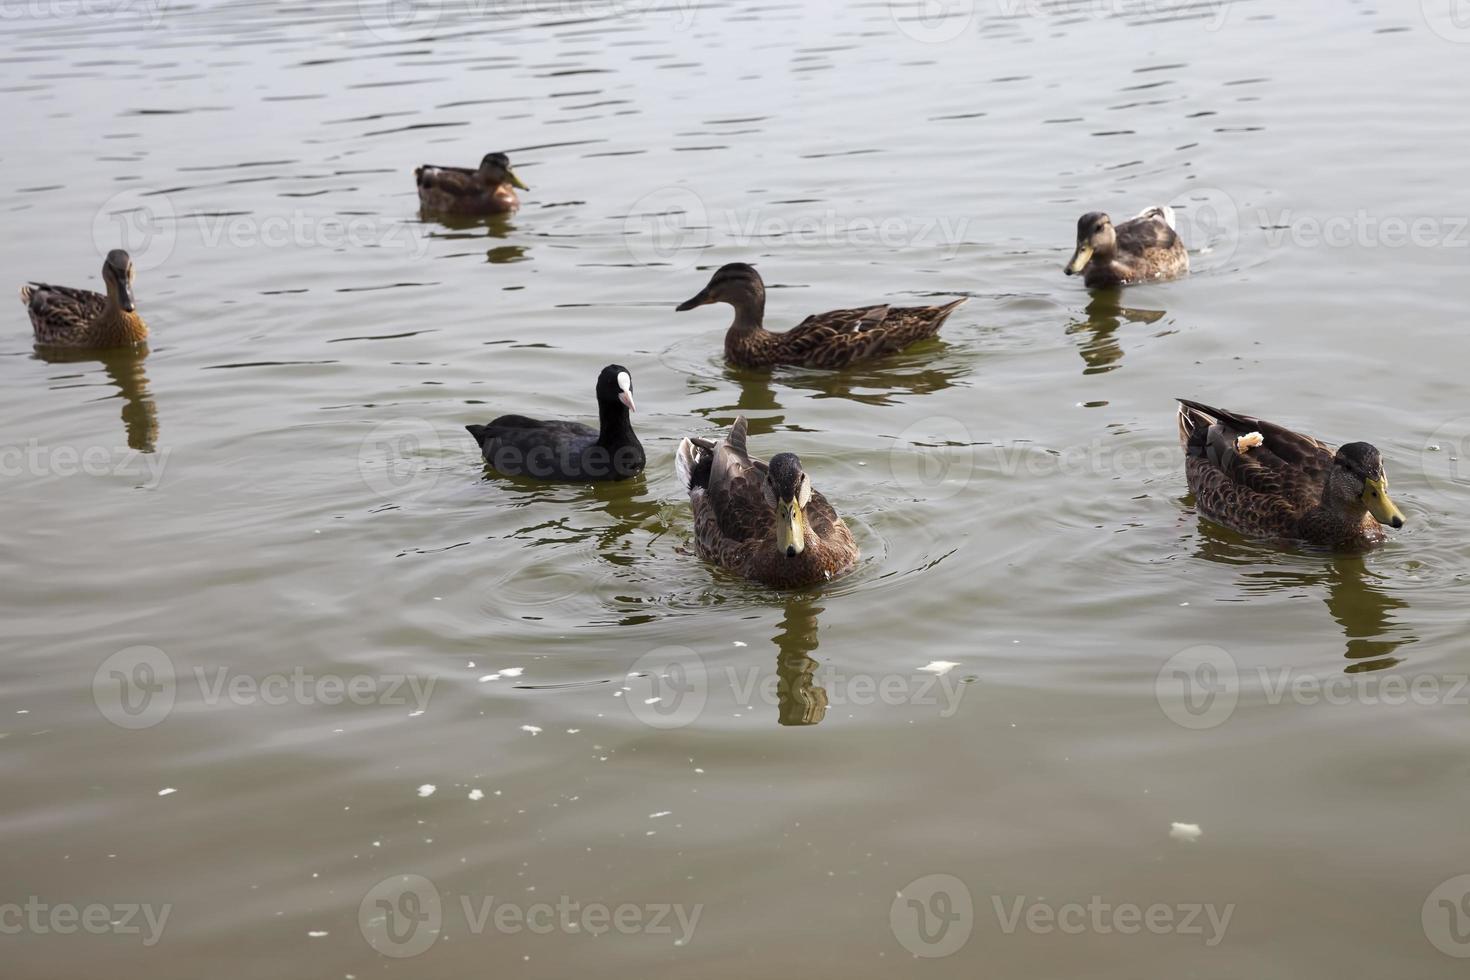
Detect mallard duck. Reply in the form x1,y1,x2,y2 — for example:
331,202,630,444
466,364,643,481
675,416,858,588
20,250,146,349
674,263,966,369
1064,206,1188,287
415,152,528,215
1177,399,1406,548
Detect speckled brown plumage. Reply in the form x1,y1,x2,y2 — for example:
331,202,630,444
1177,399,1406,549
20,250,147,350
1065,206,1189,288
676,416,858,588
414,151,527,216
675,263,965,369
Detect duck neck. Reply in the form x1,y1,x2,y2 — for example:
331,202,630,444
597,400,637,448
723,289,768,360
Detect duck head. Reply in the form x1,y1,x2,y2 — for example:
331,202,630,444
1327,442,1405,529
102,249,136,313
479,152,528,191
763,452,813,558
1065,212,1115,276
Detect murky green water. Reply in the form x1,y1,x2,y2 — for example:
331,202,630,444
5,1,1470,976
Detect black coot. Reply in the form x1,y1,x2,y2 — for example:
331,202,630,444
466,364,644,481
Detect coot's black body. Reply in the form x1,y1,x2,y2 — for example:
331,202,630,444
466,364,644,482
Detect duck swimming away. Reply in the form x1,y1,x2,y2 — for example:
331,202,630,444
466,364,644,482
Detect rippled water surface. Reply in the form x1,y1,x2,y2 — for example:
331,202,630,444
5,1,1470,976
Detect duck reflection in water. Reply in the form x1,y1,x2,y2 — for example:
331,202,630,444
1190,521,1415,672
696,354,970,441
36,345,159,453
773,597,828,726
1066,293,1167,375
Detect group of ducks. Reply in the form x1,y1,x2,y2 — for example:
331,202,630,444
19,151,1406,589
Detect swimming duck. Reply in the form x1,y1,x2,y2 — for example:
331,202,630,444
1177,399,1406,549
20,249,147,349
466,364,643,481
674,263,966,369
675,416,858,588
1064,206,1188,287
415,152,528,216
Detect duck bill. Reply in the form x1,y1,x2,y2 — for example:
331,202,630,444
115,278,137,313
1363,477,1406,529
675,287,712,312
1064,243,1093,276
506,168,529,191
618,390,636,413
775,501,807,558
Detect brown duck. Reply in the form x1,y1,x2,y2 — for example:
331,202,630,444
675,416,858,588
20,249,147,349
414,152,528,216
1177,399,1406,549
674,263,965,369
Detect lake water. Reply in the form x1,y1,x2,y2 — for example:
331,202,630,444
5,0,1470,976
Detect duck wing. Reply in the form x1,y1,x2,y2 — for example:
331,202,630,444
415,164,481,196
703,416,774,544
22,283,106,344
1178,399,1333,519
778,299,964,368
1115,211,1181,254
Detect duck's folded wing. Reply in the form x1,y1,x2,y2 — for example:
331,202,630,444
706,417,773,544
1116,214,1181,252
25,283,106,320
